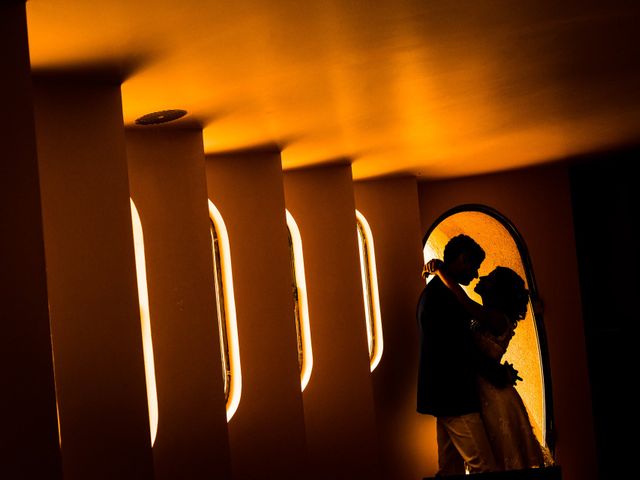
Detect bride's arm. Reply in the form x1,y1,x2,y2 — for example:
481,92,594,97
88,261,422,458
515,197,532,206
424,259,507,335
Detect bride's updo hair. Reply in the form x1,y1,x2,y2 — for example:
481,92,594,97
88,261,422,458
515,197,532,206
479,266,529,323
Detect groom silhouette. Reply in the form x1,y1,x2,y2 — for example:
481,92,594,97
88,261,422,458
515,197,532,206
417,234,496,475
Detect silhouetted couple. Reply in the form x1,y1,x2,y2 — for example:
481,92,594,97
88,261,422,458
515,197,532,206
417,234,552,476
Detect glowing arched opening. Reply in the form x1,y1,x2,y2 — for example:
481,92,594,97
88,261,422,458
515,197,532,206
355,210,384,372
130,199,159,446
422,206,551,448
208,200,242,421
286,210,313,391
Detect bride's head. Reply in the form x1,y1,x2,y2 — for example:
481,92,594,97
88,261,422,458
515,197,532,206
475,267,529,323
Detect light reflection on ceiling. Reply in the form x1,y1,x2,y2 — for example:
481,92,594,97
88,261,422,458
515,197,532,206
25,0,640,180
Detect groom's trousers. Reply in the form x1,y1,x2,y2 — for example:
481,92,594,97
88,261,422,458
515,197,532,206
436,413,497,475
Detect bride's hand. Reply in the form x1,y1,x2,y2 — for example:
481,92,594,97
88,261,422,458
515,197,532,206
503,361,523,385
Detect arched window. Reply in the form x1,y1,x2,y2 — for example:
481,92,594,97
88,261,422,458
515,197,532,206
423,204,554,451
130,199,159,446
285,210,313,391
355,210,384,372
208,200,241,421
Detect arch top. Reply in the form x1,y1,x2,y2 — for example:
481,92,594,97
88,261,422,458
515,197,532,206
423,203,539,300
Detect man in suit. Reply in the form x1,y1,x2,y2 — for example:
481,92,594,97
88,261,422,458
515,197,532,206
417,234,497,475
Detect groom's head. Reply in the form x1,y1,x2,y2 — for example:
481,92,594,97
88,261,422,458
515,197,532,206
443,234,485,286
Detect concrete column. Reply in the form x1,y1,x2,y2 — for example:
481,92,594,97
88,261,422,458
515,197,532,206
205,150,308,480
354,177,427,480
0,2,63,477
284,164,381,480
126,127,232,479
33,76,155,480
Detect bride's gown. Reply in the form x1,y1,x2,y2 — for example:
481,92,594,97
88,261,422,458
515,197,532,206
474,322,554,471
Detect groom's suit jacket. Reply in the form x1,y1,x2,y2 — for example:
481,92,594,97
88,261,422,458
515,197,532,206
417,276,481,417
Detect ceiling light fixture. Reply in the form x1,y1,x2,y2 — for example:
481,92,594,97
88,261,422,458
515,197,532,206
135,109,187,125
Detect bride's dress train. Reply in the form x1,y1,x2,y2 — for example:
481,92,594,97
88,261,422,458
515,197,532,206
474,324,554,470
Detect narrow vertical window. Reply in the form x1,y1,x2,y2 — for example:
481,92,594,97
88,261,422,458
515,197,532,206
210,220,231,403
130,199,159,446
286,210,313,391
208,200,242,421
355,210,384,372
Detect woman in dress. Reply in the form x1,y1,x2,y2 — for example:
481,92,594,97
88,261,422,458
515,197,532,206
423,260,553,471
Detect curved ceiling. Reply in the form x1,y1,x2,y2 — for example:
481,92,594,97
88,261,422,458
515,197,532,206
25,0,640,180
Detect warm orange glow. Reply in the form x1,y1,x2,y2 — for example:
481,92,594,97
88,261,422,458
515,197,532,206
423,211,547,445
130,199,159,446
355,210,384,372
208,200,242,421
285,210,313,391
56,399,61,446
25,1,640,180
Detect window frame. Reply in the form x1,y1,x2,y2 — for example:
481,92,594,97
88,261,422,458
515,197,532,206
423,203,555,453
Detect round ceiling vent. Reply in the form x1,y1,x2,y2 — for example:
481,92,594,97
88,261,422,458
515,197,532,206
135,109,187,125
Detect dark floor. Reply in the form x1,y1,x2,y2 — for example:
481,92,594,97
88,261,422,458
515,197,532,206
423,466,561,480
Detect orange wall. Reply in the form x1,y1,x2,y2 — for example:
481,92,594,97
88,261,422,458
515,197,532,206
0,2,62,477
284,164,382,480
205,150,308,479
126,128,232,479
33,77,155,480
354,177,433,480
417,164,597,480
